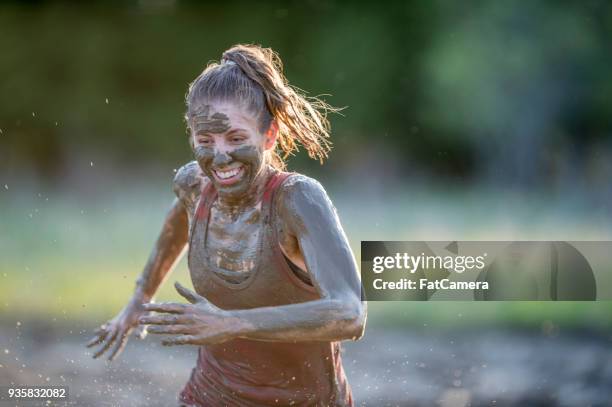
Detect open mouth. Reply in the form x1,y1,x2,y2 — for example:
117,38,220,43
212,165,245,186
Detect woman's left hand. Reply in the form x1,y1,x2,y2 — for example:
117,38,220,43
138,281,241,346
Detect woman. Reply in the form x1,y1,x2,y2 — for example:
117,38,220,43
86,44,366,406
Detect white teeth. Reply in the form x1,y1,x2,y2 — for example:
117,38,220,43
215,167,241,179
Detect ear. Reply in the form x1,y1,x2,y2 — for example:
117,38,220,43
263,120,278,151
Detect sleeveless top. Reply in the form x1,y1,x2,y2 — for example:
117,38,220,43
178,171,354,407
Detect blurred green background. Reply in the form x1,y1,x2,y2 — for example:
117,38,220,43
1,0,612,329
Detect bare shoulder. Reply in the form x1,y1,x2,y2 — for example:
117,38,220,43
279,173,328,198
277,173,337,221
173,161,204,192
172,161,209,215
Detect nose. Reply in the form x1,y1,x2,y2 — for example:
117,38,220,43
212,150,232,167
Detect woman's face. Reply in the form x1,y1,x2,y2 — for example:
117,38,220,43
190,102,275,200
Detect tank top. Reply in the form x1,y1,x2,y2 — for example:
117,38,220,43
178,171,354,407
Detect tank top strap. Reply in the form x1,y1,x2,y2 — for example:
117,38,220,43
194,179,217,222
262,171,292,207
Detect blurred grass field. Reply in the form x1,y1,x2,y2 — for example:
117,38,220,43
1,176,611,330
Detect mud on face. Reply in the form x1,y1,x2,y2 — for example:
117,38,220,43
190,102,271,203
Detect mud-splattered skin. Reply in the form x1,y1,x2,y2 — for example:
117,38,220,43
191,104,231,134
86,101,365,359
190,103,269,205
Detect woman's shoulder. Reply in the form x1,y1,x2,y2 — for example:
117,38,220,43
277,172,334,211
275,172,341,238
279,172,326,194
173,161,204,190
172,161,210,212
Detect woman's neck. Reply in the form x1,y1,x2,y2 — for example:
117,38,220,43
216,164,276,212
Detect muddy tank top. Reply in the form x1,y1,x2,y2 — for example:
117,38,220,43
178,171,354,407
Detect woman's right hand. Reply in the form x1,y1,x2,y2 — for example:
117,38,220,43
86,196,190,361
85,295,149,361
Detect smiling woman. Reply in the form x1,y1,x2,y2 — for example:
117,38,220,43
85,44,366,407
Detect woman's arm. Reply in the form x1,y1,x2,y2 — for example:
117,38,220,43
140,176,367,344
86,197,189,360
133,197,189,302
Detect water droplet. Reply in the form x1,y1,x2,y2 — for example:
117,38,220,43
3,184,7,190
105,98,109,104
3,349,9,354
90,161,94,167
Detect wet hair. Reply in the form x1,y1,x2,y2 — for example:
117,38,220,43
185,44,337,170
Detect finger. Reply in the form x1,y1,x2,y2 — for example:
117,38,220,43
161,335,198,346
86,323,110,347
92,327,117,358
93,327,118,359
174,281,205,304
86,330,108,348
142,302,187,314
133,324,148,340
148,325,198,335
107,329,130,361
139,314,194,325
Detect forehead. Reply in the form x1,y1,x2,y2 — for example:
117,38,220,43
191,101,258,131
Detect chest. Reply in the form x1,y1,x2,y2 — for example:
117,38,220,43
205,203,265,273
185,177,318,308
